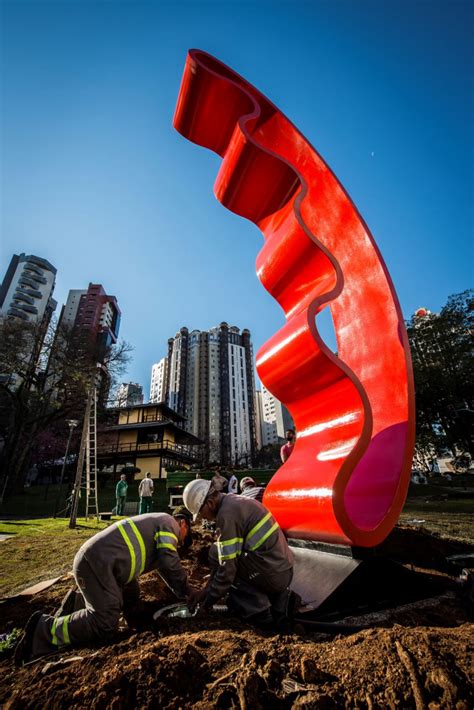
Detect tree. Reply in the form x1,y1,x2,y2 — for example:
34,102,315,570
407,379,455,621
0,316,132,499
407,289,474,464
254,443,282,468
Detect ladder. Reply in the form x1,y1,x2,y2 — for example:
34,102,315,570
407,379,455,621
84,386,99,519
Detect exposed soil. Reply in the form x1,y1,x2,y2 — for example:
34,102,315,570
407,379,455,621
0,526,473,709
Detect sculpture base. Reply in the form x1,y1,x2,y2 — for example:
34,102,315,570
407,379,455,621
289,539,445,621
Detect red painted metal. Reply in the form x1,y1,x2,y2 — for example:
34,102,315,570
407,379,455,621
174,49,415,547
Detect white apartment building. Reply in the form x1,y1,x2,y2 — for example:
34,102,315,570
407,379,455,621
163,323,257,466
0,253,57,386
257,383,294,448
116,382,144,408
150,357,168,403
0,253,57,325
60,289,85,328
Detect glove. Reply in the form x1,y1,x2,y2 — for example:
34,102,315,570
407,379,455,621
186,586,208,612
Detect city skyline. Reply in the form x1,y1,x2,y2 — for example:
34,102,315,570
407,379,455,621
2,1,472,392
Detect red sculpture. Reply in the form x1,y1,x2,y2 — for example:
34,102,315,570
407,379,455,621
174,50,415,547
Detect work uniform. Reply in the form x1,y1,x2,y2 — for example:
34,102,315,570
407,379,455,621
115,478,128,515
205,495,293,620
227,474,238,494
30,513,188,659
138,477,154,514
240,486,264,503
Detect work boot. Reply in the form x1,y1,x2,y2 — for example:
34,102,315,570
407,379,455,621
248,608,274,632
286,590,302,619
13,611,42,666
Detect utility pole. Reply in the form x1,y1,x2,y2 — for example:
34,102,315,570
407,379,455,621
53,418,79,518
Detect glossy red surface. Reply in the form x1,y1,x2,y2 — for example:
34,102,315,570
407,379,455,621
174,50,415,547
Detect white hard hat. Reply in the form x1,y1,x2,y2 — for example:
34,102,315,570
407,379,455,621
240,476,255,490
183,479,213,521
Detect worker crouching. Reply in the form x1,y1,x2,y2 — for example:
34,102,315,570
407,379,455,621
183,480,296,630
15,509,194,665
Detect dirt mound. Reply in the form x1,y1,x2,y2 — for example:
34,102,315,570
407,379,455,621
1,528,473,708
1,618,473,708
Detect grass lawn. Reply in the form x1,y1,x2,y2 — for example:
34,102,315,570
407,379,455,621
1,487,473,599
0,518,109,598
400,500,474,544
400,477,474,544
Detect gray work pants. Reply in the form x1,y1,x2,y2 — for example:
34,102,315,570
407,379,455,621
31,552,123,658
208,544,293,619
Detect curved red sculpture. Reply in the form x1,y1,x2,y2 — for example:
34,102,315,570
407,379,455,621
174,49,415,547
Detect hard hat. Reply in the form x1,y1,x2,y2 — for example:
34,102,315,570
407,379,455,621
172,505,193,523
183,479,212,520
240,476,255,490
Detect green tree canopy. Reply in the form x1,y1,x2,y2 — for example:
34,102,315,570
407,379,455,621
407,289,473,466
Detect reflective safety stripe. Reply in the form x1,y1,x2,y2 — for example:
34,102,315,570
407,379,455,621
218,550,239,562
220,536,243,547
246,512,272,544
217,536,243,564
51,618,59,646
245,512,279,552
155,531,178,542
248,522,279,551
51,615,72,647
62,615,71,645
128,519,146,575
117,522,136,583
154,530,178,552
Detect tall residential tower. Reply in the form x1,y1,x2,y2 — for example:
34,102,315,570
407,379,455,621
58,283,121,355
0,253,57,386
257,384,294,447
0,253,57,325
164,323,257,466
150,357,168,403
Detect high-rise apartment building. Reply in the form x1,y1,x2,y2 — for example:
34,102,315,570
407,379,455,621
150,358,168,403
164,323,257,466
0,253,57,386
116,382,144,408
48,283,121,401
58,283,121,355
257,384,294,448
0,253,57,325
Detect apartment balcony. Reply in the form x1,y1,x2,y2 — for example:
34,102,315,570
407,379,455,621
97,438,203,465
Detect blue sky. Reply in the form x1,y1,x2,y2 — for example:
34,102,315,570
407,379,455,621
1,0,473,395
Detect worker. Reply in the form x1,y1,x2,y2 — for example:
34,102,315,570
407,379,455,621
138,472,154,514
280,429,296,463
183,479,295,629
239,476,264,502
211,469,228,492
227,472,238,494
115,473,128,515
14,508,194,665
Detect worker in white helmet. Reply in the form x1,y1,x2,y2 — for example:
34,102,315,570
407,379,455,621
239,476,264,502
183,479,295,629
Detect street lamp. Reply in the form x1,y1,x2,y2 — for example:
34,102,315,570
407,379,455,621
53,419,79,518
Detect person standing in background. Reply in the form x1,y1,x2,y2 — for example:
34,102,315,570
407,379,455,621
115,473,128,515
139,472,154,514
227,472,238,494
280,429,296,463
211,468,228,492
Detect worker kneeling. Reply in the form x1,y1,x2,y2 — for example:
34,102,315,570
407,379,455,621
15,509,193,665
183,479,295,630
